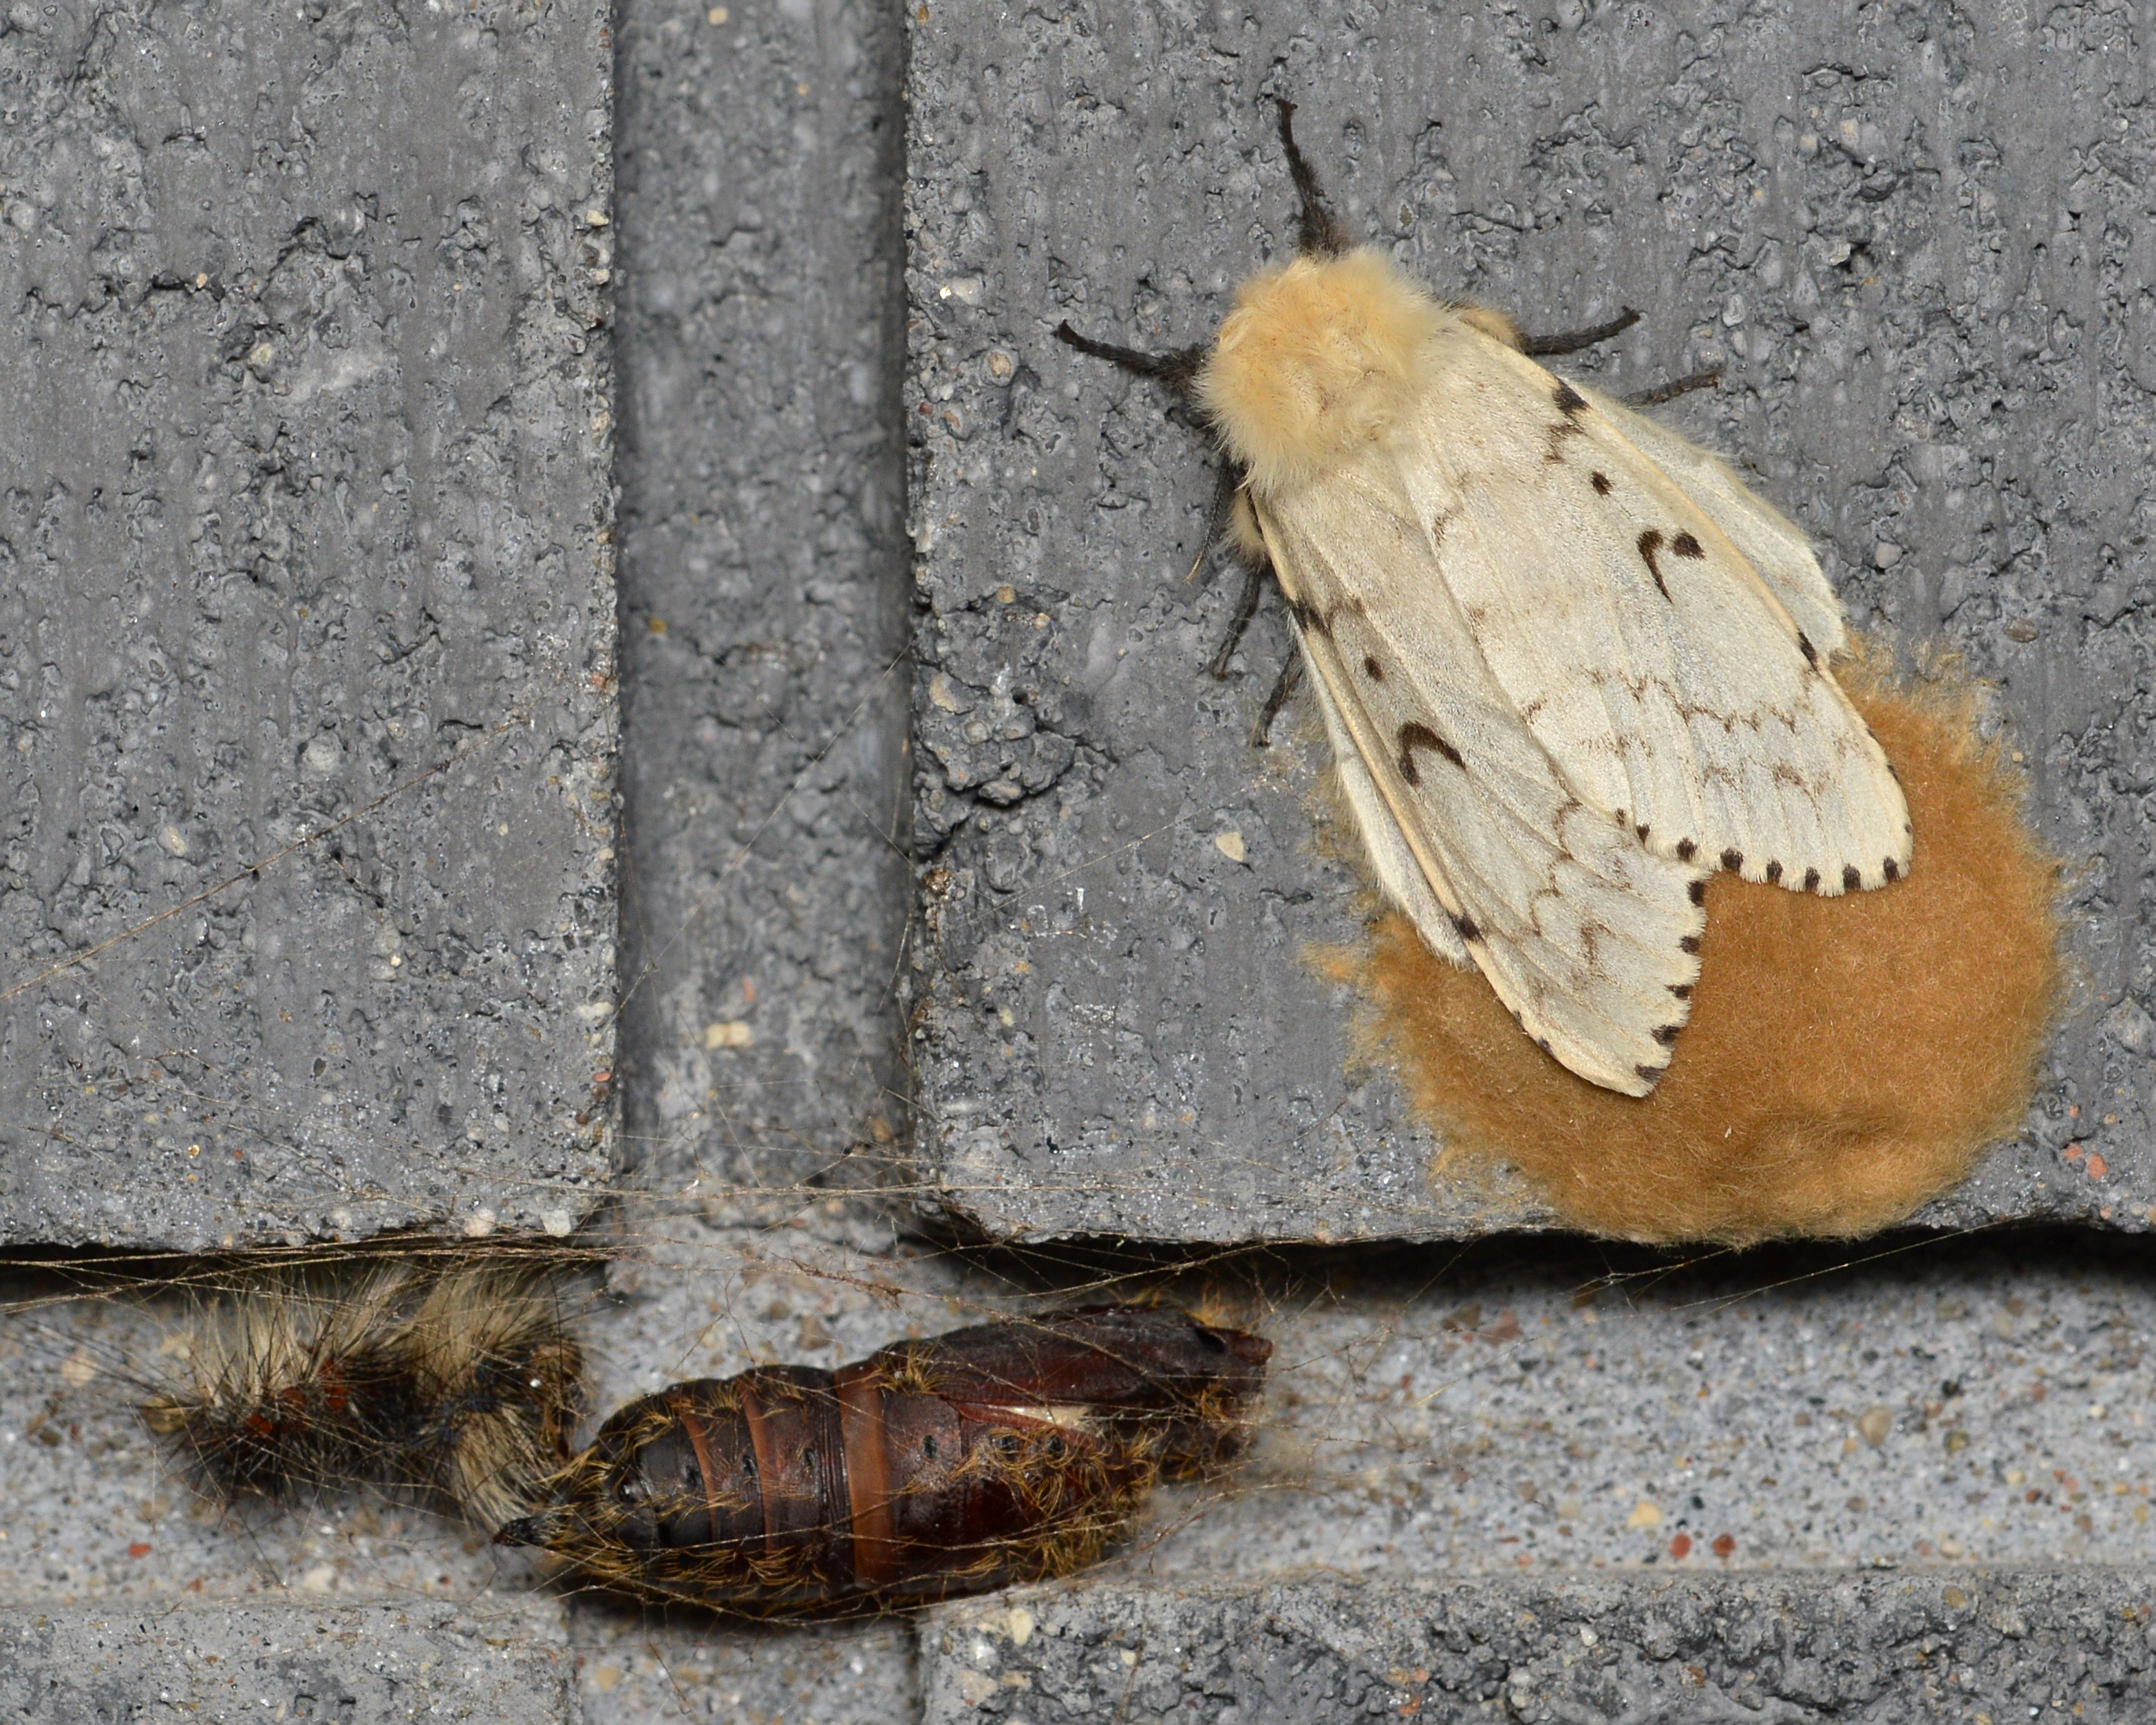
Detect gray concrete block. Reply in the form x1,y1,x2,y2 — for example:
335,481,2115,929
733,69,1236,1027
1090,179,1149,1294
21,1225,2148,1625
924,1569,2156,1724
0,0,619,1247
4,0,2146,1716
570,1604,915,1725
0,0,929,1708
608,0,910,1211
0,1599,575,1723
568,0,924,1704
8,1223,2151,1713
904,6,2156,1241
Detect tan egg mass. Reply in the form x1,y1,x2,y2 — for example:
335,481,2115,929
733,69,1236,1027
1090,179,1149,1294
1354,657,2061,1243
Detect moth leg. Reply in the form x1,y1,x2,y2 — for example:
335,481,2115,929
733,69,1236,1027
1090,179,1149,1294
1054,322,1207,409
1208,562,1267,679
1249,651,1305,748
1184,463,1243,584
1519,306,1642,356
1206,489,1271,677
1275,99,1348,260
1624,368,1720,406
1196,466,1296,739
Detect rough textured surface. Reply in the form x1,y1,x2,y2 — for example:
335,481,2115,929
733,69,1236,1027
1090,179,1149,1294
0,0,618,1247
905,3,2156,1242
0,1600,575,1723
924,1570,2156,1724
1081,1233,2156,1582
4,1226,2152,1715
570,1604,915,1725
0,0,919,1715
608,0,908,1212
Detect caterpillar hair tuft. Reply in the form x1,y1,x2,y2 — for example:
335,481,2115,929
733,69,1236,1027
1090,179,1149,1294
140,1253,584,1527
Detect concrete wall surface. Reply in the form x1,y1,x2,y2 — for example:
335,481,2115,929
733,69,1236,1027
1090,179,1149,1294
608,0,908,1215
905,2,2156,1243
6,1221,2153,1720
0,1599,575,1722
925,1569,2156,1724
0,0,619,1248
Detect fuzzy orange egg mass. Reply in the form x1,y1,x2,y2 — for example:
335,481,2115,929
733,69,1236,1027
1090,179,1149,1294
1355,658,2062,1244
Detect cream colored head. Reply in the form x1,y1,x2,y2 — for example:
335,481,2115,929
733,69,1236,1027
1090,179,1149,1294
1197,247,1447,496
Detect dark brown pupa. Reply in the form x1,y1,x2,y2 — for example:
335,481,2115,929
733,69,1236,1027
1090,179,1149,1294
494,1303,1271,1614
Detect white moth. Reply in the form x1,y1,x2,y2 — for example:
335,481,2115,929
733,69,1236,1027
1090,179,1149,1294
1060,105,1911,1097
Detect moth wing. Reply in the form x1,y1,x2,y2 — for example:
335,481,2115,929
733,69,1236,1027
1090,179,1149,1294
1390,330,1910,894
1256,470,1706,1096
1570,380,1846,658
1303,661,1468,967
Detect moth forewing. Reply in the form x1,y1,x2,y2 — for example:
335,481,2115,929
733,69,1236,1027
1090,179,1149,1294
1398,330,1913,897
1569,381,1848,659
1303,668,1470,968
1255,491,1706,1097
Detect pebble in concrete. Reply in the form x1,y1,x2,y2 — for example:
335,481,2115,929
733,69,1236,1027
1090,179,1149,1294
0,0,619,1248
905,5,2156,1242
925,1571,2156,1724
0,1600,573,1724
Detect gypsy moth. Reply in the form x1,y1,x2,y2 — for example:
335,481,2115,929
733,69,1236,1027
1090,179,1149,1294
1058,102,1912,1097
140,1252,584,1529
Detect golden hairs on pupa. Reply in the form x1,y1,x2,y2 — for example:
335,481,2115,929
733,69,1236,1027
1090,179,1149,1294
141,1264,1272,1616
